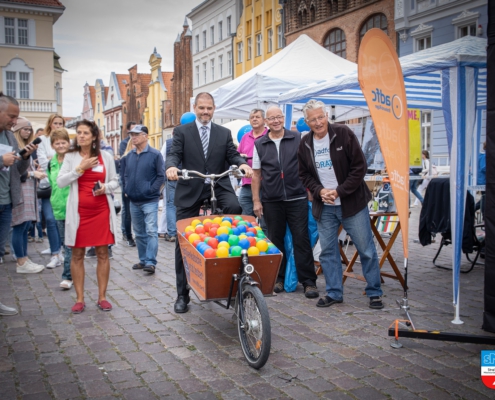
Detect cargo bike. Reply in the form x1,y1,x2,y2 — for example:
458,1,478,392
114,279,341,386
177,166,282,369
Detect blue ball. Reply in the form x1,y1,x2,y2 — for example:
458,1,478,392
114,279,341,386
296,117,310,133
217,233,229,243
260,252,266,255
180,112,196,125
237,225,247,233
222,217,233,223
232,227,240,236
246,232,255,237
237,125,252,143
267,247,280,254
246,222,253,227
238,239,250,249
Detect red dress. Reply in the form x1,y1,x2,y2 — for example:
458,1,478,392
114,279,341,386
74,155,115,247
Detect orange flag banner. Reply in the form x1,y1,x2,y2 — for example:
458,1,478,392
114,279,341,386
358,29,410,259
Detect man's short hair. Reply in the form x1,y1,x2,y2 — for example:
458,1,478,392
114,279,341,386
194,92,215,106
0,91,19,110
126,121,137,131
250,108,265,119
302,99,326,119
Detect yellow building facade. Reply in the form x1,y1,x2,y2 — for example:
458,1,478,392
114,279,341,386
143,49,172,149
0,1,65,125
234,0,283,78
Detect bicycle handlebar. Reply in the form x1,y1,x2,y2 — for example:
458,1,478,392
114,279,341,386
178,165,245,181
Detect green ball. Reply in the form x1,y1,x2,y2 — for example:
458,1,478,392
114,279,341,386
228,235,239,247
257,232,266,239
237,221,248,226
234,216,243,221
267,243,275,248
230,246,243,257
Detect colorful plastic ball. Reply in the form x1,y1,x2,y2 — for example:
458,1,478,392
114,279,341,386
251,221,259,227
238,238,250,249
238,234,247,240
180,111,196,125
185,231,193,240
185,225,195,233
237,221,248,226
247,237,257,247
213,217,223,225
217,226,229,236
234,216,243,220
209,227,218,237
267,246,280,254
188,233,200,244
246,232,255,237
216,247,229,258
246,222,253,227
195,225,205,234
267,243,275,248
256,240,269,252
191,219,202,227
217,233,229,243
228,235,239,246
237,225,247,233
204,248,216,258
198,233,206,241
203,218,212,224
197,245,209,255
222,217,233,223
220,220,232,228
193,239,202,248
257,232,266,239
260,252,266,255
247,227,257,235
217,241,230,249
247,246,260,256
232,227,240,236
207,238,219,249
230,246,243,257
232,219,239,227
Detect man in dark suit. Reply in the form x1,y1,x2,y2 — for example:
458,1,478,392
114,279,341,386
166,92,253,313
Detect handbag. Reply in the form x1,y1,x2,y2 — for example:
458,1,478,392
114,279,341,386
37,179,51,199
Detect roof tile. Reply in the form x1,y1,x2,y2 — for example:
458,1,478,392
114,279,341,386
3,0,65,8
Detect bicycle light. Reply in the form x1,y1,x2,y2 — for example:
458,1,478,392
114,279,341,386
245,264,255,275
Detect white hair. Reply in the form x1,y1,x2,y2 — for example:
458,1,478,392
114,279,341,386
302,99,326,119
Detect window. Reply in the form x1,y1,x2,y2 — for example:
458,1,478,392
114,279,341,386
18,19,28,45
211,59,215,81
218,21,223,41
416,36,431,51
324,28,346,58
266,10,272,26
458,23,476,38
55,82,61,105
227,51,232,75
6,71,16,97
19,72,29,98
203,62,207,83
328,0,338,16
256,34,262,56
310,5,316,23
98,103,100,113
277,24,283,49
5,18,15,44
195,65,200,87
195,35,199,53
227,16,232,35
202,30,207,49
360,14,388,43
267,28,273,53
210,26,215,45
256,16,261,32
421,111,431,151
237,42,243,63
247,37,252,60
219,55,223,78
137,101,140,109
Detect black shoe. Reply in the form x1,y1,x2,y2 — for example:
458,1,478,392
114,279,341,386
164,234,176,242
316,295,343,308
85,247,96,258
132,263,145,270
108,247,113,259
126,238,136,247
303,284,319,299
369,296,384,309
174,295,189,313
143,265,155,274
273,281,284,293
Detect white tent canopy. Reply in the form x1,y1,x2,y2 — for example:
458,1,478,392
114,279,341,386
211,34,357,119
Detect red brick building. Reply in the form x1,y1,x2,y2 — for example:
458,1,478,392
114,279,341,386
170,18,193,128
280,0,396,62
121,66,151,136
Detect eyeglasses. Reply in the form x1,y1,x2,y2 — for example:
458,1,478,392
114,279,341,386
266,115,284,122
306,115,327,125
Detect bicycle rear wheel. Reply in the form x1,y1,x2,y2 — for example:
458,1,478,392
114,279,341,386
237,284,271,369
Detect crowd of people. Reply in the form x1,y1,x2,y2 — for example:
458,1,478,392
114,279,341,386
0,90,385,317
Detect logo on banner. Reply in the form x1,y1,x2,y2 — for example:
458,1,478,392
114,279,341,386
371,88,403,119
481,350,495,388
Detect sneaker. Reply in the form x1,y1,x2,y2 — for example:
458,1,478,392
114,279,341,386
41,248,51,255
17,261,44,274
28,237,34,243
85,248,96,258
60,280,73,289
108,247,113,259
274,281,284,293
164,234,176,242
58,251,64,263
35,237,43,243
303,284,319,299
126,238,136,247
369,296,384,309
0,302,18,316
46,255,61,269
0,257,3,264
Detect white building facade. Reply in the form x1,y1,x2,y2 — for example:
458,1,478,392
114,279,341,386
187,0,242,97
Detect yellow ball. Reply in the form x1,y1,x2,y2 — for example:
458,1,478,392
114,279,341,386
216,247,229,258
220,220,232,228
247,246,260,256
191,219,202,227
203,218,212,224
238,234,247,240
213,217,223,225
217,241,230,249
188,233,200,244
255,226,262,231
217,226,230,236
256,240,268,252
185,225,194,233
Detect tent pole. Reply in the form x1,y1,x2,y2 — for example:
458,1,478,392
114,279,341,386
452,291,464,324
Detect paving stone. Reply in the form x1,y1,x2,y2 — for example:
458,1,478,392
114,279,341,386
52,382,82,399
83,380,114,397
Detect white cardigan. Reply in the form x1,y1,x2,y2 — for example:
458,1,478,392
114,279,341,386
57,151,119,246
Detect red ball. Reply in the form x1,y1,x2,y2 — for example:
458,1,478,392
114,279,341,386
204,248,216,258
199,233,206,241
209,227,218,237
208,238,219,249
193,239,201,248
211,223,220,229
185,231,193,240
247,227,257,235
248,237,257,247
195,225,205,234
251,221,258,227
232,219,239,227
203,222,212,232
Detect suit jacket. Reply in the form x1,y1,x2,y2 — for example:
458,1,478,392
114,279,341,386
165,121,245,208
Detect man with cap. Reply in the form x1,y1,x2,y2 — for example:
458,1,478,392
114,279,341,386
121,125,165,274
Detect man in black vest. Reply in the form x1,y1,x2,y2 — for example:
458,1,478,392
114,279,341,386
166,92,253,313
252,106,318,298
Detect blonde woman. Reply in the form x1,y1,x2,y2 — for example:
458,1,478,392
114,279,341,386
11,117,45,273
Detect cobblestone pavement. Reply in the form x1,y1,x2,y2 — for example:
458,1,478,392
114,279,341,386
0,206,494,399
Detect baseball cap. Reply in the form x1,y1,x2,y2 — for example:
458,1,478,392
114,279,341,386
12,117,32,132
129,124,148,134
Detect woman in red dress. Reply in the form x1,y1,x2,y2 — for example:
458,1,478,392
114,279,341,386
57,120,119,313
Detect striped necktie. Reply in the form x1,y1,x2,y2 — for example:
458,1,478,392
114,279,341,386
200,125,208,157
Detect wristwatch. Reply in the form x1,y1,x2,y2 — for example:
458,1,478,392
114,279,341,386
76,167,84,175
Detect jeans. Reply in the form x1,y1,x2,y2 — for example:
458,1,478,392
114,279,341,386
262,199,317,285
130,201,159,267
317,205,382,300
29,204,43,238
121,192,133,239
409,179,423,204
0,203,12,258
166,180,177,236
12,221,31,259
42,198,60,254
56,220,72,281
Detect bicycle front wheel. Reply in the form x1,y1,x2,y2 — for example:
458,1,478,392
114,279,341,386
237,284,271,369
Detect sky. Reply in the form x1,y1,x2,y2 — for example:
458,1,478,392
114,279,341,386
54,0,202,118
